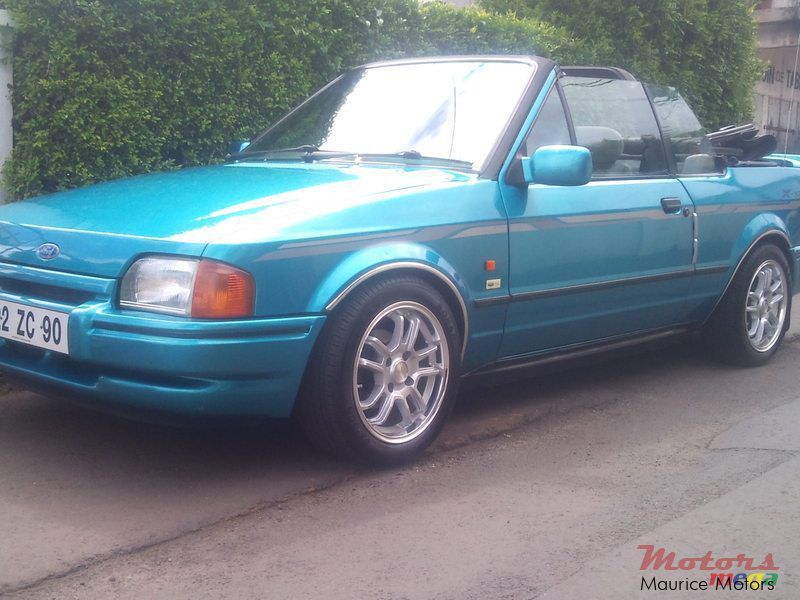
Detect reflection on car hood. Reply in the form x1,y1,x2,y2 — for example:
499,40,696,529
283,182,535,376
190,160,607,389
0,162,474,277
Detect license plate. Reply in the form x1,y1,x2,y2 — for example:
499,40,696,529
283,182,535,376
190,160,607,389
0,300,69,354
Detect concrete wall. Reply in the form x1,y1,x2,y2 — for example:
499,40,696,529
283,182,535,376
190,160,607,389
0,10,11,202
754,0,800,153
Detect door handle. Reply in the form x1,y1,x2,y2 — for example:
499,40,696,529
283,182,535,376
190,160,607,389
661,197,683,214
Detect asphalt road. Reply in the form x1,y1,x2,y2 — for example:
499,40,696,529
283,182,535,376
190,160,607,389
1,307,800,599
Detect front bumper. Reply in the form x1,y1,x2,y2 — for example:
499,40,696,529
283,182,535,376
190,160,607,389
0,262,324,418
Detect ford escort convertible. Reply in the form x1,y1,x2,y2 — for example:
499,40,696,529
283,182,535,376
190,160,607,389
0,56,798,464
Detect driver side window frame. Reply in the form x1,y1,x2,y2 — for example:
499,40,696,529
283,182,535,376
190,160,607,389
644,83,726,178
520,82,576,156
506,80,576,185
556,75,673,181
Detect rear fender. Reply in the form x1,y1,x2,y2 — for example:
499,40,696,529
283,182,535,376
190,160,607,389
707,214,794,322
727,214,792,277
766,154,800,167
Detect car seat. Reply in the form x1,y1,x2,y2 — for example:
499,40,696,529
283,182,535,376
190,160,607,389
574,126,624,176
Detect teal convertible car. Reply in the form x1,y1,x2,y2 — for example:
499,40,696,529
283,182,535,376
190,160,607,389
0,56,798,464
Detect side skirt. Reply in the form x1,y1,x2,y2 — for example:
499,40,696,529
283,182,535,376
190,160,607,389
464,324,697,381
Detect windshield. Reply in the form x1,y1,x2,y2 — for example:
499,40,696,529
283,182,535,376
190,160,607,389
242,60,536,170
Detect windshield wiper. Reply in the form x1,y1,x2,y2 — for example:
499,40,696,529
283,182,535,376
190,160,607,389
356,151,474,168
230,145,357,163
230,146,473,169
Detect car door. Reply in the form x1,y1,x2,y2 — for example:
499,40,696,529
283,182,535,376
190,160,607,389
645,84,737,319
497,75,697,358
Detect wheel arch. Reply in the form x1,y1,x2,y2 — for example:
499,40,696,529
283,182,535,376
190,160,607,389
730,218,793,281
707,219,794,322
749,231,794,275
310,246,471,357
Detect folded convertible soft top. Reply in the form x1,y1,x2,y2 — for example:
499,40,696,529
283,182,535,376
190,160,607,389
707,123,778,162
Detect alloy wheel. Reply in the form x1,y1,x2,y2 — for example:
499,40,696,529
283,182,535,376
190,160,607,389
352,301,450,444
745,259,788,352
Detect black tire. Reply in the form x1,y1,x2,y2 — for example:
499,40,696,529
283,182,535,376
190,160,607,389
295,275,462,465
704,243,792,366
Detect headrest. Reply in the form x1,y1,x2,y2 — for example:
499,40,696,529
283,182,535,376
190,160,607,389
575,126,624,170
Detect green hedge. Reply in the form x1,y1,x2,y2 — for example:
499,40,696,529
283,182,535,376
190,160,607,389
3,0,757,200
481,0,761,132
4,0,412,199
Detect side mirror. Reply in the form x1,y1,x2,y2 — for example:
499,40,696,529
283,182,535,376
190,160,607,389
521,145,593,187
227,140,251,155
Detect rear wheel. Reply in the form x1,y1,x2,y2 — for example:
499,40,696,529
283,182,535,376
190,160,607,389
704,244,791,366
296,275,461,465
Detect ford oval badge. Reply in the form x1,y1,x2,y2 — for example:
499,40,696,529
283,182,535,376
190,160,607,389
36,243,60,261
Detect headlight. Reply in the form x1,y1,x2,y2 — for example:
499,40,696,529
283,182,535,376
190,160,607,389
120,257,254,319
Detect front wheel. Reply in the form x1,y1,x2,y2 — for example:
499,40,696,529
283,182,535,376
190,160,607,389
295,275,461,465
704,243,792,366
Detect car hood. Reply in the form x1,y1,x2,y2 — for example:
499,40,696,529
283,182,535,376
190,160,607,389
0,162,473,278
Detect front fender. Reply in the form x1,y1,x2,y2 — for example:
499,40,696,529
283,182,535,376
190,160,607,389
308,242,471,316
307,243,473,358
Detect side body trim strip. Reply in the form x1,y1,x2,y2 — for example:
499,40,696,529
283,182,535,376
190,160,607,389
474,266,728,308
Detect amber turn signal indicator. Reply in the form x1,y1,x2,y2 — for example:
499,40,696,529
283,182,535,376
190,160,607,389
485,260,497,272
191,260,255,319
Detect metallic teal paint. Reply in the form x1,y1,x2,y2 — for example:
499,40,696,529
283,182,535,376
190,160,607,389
497,73,698,357
0,63,798,418
0,164,359,277
768,154,800,168
198,167,512,370
0,160,512,408
499,177,698,357
0,259,324,416
680,166,800,315
524,145,593,187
